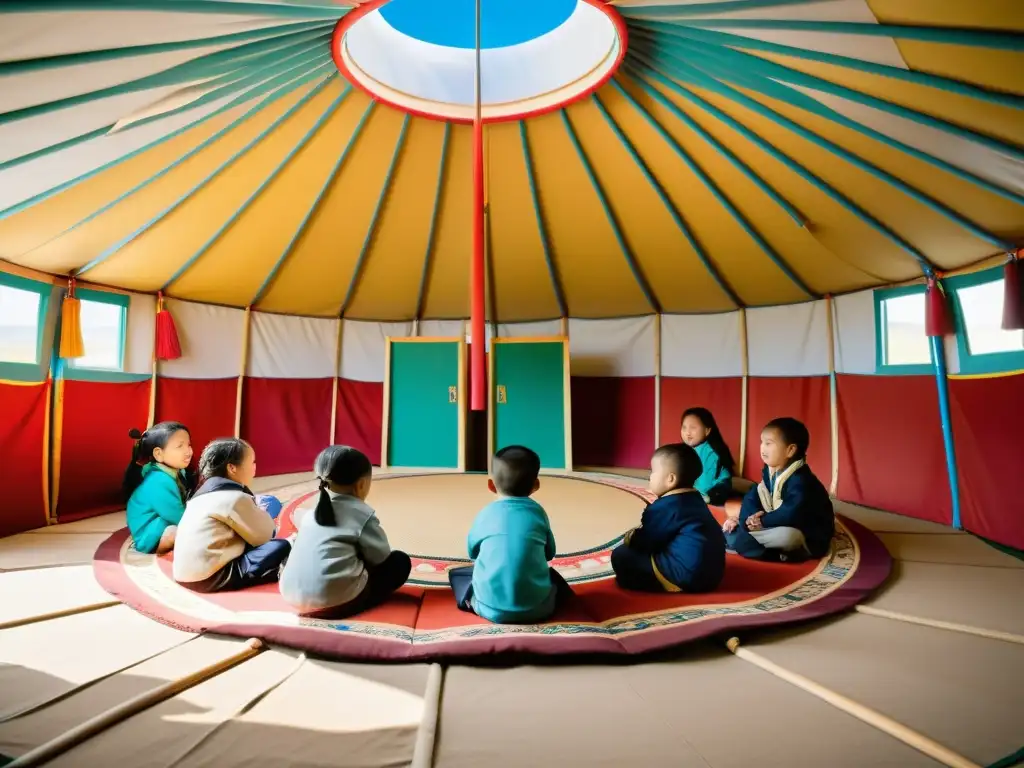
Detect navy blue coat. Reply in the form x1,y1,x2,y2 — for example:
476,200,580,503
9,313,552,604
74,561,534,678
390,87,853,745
739,464,835,558
627,491,726,592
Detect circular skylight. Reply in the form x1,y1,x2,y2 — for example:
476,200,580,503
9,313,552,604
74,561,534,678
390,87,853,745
332,0,625,122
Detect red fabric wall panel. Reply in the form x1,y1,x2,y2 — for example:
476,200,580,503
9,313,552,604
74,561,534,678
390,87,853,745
950,374,1024,548
744,377,831,485
570,377,654,469
659,377,743,460
335,379,384,466
155,377,237,463
241,378,333,476
0,382,49,535
58,379,150,521
836,374,950,525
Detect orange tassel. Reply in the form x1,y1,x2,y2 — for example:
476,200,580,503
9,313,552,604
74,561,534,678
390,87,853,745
59,279,84,359
155,291,182,361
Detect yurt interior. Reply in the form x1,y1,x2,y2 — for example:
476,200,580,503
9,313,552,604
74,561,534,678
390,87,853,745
0,1,1022,766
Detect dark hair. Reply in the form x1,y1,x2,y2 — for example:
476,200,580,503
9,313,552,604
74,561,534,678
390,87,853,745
492,445,541,497
652,443,703,489
198,438,250,482
764,417,810,463
312,445,372,526
122,421,190,500
681,407,735,473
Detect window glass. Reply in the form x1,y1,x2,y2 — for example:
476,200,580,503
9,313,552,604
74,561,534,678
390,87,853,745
0,284,42,364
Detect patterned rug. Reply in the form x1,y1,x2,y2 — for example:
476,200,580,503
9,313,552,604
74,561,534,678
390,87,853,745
93,474,892,660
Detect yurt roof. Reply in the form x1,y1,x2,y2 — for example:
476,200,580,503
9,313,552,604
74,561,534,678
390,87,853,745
0,0,1021,321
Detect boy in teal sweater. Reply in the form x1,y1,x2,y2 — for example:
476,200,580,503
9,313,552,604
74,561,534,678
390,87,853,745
448,446,572,623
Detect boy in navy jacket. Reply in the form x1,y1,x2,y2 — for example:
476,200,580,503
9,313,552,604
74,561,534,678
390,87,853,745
724,417,834,562
611,443,726,593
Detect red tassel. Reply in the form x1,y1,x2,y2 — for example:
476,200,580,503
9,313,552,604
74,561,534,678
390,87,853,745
925,277,953,337
154,292,182,361
1002,256,1023,331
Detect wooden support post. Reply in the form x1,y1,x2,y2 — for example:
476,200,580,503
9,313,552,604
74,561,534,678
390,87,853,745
234,307,252,439
653,313,662,450
825,295,840,496
329,318,343,445
738,308,749,477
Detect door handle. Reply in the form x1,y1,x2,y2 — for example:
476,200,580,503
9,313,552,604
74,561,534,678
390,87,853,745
496,385,507,404
449,386,457,403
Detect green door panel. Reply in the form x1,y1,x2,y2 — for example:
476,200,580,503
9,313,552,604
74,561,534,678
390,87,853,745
389,341,459,468
493,341,566,469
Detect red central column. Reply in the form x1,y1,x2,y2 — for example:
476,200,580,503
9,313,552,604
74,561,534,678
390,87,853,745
470,0,485,411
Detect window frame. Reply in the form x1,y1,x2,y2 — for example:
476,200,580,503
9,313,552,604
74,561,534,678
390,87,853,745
947,266,1024,376
873,283,934,375
65,287,130,373
0,271,51,380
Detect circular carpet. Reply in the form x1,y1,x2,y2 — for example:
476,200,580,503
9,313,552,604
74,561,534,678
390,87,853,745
93,474,892,661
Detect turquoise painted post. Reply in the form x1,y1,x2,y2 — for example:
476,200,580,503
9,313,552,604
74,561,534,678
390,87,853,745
929,335,962,530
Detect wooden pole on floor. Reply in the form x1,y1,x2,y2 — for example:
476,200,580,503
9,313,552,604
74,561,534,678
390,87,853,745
724,637,982,768
410,663,445,768
0,600,118,631
855,605,1024,646
7,639,265,768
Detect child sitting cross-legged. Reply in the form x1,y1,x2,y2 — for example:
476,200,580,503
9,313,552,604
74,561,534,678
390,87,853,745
173,438,291,592
279,446,411,619
448,445,573,624
611,443,726,594
723,417,834,562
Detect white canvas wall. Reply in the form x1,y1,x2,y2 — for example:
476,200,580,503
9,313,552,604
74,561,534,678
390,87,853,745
124,292,155,375
660,312,743,378
247,312,337,379
339,320,413,383
158,299,245,379
746,300,830,376
569,317,655,377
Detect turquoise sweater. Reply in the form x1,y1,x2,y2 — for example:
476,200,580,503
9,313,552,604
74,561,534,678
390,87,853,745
693,440,732,504
126,463,186,554
468,497,557,623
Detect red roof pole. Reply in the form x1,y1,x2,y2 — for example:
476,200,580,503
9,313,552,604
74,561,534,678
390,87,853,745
470,0,486,411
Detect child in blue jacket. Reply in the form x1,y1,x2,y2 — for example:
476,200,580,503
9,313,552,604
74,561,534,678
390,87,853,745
448,445,572,623
680,407,735,505
123,422,193,554
611,443,726,593
723,417,834,562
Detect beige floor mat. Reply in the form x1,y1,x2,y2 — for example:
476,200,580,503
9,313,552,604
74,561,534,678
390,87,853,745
0,635,246,757
0,566,112,625
748,613,1024,766
0,605,193,719
867,560,1024,635
25,513,126,535
174,658,430,767
877,532,1024,568
433,650,940,768
292,474,643,556
44,650,430,768
0,532,108,571
832,502,956,534
43,647,304,767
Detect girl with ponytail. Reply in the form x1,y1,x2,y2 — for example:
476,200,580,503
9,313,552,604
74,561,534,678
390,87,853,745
123,421,192,554
279,446,411,618
173,438,291,593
